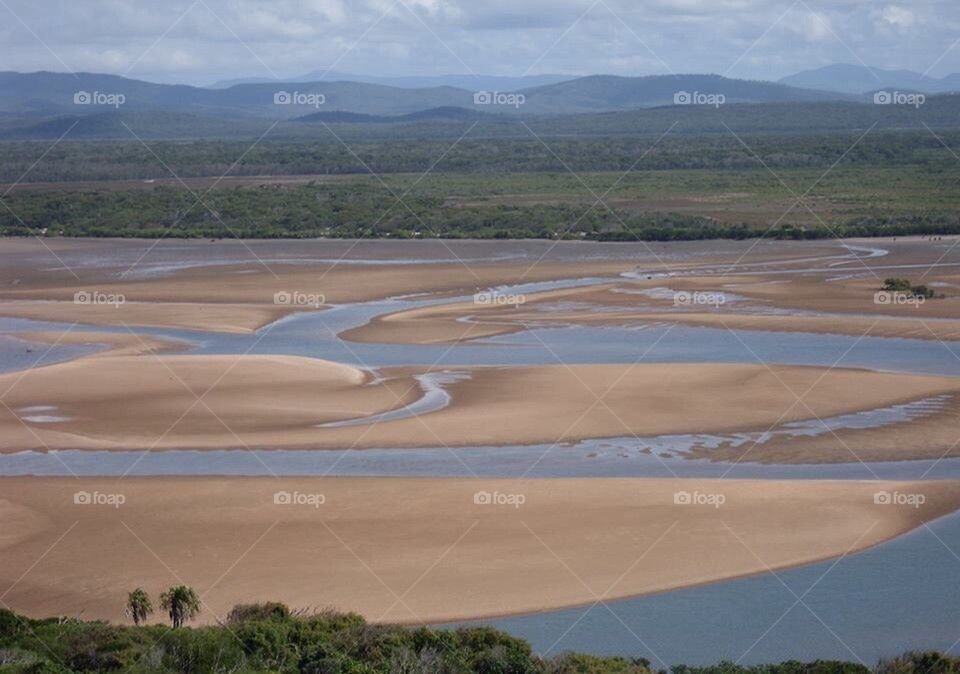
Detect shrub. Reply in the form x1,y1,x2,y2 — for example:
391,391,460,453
226,602,292,625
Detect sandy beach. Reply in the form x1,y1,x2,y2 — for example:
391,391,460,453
1,476,956,625
1,357,958,452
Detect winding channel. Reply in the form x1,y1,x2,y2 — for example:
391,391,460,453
2,241,960,663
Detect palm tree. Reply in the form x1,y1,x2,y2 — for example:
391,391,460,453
125,588,154,626
159,585,200,628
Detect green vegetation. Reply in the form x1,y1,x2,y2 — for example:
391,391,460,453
1,131,958,184
1,130,958,241
124,590,153,628
158,587,200,630
2,604,956,674
2,164,958,241
880,278,937,299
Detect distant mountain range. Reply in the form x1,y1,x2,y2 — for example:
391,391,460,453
780,64,960,94
208,71,574,91
0,71,853,120
1,66,959,140
4,94,960,142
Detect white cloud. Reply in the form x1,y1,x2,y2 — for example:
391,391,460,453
0,0,956,82
874,5,916,29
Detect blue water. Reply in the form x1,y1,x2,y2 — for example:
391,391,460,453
465,510,960,666
3,302,960,375
4,269,960,665
0,332,101,374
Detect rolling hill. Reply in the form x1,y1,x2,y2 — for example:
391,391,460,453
781,64,960,95
3,94,960,141
0,71,853,120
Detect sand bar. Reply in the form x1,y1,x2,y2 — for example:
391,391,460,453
343,277,960,345
0,357,958,452
1,477,956,624
12,330,190,358
0,260,635,333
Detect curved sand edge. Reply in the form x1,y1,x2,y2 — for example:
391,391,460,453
341,271,960,345
1,477,957,625
0,260,635,333
0,300,295,335
1,358,959,454
12,330,192,358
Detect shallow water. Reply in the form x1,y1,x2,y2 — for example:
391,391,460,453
2,395,953,479
458,509,960,666
4,246,960,663
3,296,960,376
0,333,101,373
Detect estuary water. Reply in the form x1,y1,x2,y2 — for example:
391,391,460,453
2,255,960,665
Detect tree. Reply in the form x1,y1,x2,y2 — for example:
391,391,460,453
160,585,200,628
125,588,154,626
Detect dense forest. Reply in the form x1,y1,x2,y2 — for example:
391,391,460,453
0,131,957,184
1,130,958,241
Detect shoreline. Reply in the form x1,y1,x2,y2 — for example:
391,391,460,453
432,504,960,627
2,476,956,625
1,359,957,454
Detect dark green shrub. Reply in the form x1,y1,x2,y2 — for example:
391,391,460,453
226,602,292,625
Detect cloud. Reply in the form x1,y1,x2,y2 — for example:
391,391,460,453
0,0,956,83
873,5,916,29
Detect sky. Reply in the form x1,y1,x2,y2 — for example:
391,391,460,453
0,0,958,85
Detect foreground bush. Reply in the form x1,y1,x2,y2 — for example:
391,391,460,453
0,605,956,673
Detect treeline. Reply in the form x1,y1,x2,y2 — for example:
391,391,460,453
2,180,958,242
2,604,956,674
0,130,958,184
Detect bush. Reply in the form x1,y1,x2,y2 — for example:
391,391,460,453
877,651,960,674
225,602,292,625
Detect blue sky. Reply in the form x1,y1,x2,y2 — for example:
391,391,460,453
1,0,958,84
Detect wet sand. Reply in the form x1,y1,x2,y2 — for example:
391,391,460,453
13,330,190,358
344,275,960,345
1,476,956,625
698,393,960,465
1,357,958,452
0,237,918,335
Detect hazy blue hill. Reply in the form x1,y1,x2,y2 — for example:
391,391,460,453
4,93,960,140
209,71,574,90
0,72,475,118
515,73,851,113
295,106,493,124
543,94,960,134
1,71,852,120
781,64,960,94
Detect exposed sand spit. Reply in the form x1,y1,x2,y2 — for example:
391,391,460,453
1,477,956,624
0,358,957,452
